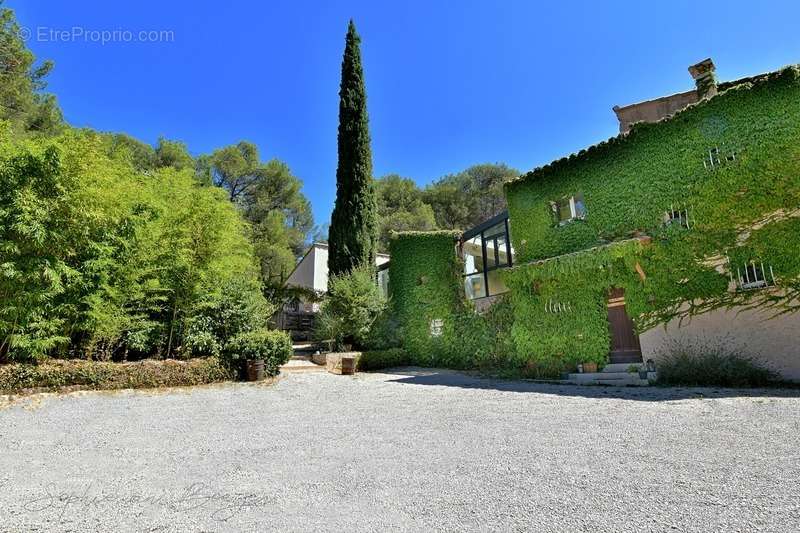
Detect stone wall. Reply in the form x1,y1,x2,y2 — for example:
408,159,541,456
640,305,800,381
613,90,700,133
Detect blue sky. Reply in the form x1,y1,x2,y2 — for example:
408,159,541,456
12,0,800,227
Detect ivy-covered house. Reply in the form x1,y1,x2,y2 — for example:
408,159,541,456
389,59,800,381
502,58,800,379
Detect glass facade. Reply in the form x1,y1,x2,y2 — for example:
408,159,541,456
460,211,514,301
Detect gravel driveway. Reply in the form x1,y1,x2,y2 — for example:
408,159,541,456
1,368,799,532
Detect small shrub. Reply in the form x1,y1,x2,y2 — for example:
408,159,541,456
0,357,232,394
223,329,292,376
363,309,402,351
357,348,410,371
185,278,275,357
314,265,386,351
655,340,779,388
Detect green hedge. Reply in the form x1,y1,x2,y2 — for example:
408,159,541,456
356,348,411,371
0,357,232,394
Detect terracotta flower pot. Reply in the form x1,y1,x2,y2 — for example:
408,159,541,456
245,359,265,381
583,362,598,373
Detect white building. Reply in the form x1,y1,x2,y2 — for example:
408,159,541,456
284,242,390,312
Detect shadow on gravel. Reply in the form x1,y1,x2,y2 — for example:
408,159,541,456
382,367,800,402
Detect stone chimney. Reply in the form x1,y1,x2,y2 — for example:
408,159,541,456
689,58,717,99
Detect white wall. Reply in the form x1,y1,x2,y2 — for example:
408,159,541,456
286,247,320,291
313,245,329,292
640,305,800,381
286,243,392,294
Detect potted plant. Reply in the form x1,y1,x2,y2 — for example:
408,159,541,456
627,364,649,380
225,329,292,381
583,361,598,373
246,359,265,381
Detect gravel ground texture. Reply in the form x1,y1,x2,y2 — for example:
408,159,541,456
1,367,799,532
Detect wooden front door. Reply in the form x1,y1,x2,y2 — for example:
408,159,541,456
606,288,643,364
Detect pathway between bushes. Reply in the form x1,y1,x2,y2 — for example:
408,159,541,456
1,368,799,532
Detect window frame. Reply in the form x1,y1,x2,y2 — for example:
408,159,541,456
460,211,513,301
552,193,586,226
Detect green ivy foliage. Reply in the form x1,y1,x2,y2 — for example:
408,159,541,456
503,66,800,370
387,231,466,365
384,68,800,378
387,231,521,371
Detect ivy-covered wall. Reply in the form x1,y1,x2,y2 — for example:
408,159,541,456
503,66,800,369
387,231,466,364
386,67,800,377
387,231,525,373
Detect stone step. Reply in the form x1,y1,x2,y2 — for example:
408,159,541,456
591,378,651,386
292,343,315,349
565,371,656,386
565,375,650,386
291,354,313,361
279,359,325,373
569,371,644,381
600,363,645,373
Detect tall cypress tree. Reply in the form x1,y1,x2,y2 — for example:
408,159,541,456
328,20,378,276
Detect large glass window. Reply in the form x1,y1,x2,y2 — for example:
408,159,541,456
460,211,514,301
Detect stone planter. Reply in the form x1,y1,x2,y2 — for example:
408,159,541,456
245,359,265,381
311,352,328,366
326,352,361,375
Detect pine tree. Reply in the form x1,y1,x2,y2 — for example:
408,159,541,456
328,20,378,276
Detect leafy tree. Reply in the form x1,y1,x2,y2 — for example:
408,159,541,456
208,141,265,203
184,277,275,357
206,142,314,289
311,223,330,244
375,174,436,251
103,133,194,173
423,163,519,230
0,127,264,362
0,4,63,135
328,20,378,275
106,133,157,171
154,137,193,170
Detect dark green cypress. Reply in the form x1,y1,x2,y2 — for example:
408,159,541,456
328,20,378,276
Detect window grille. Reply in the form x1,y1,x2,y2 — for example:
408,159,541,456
429,319,444,337
544,299,572,313
732,260,775,291
663,204,692,229
703,144,738,170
